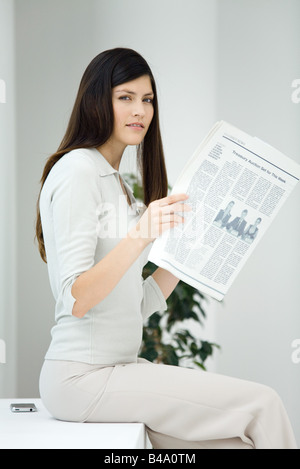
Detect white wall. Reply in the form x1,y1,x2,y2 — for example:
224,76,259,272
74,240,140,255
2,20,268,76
0,0,17,397
214,0,300,443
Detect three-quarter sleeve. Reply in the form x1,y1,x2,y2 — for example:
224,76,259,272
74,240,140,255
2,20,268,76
49,154,102,316
141,275,167,321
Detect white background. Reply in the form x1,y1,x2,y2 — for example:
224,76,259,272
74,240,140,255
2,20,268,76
0,0,299,444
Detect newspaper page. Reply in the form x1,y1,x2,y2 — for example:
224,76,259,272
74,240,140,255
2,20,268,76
148,121,300,301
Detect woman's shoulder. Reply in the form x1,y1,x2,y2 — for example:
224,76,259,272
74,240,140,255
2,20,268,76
43,148,100,195
46,148,100,186
56,148,98,174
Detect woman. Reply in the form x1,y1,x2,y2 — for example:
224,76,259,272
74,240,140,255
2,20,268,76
37,48,297,449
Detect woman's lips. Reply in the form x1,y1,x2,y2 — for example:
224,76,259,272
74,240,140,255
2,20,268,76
126,122,145,130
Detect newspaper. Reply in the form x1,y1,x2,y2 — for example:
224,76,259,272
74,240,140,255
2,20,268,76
148,121,300,301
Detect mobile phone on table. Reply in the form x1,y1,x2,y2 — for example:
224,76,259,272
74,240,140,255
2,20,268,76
10,403,37,413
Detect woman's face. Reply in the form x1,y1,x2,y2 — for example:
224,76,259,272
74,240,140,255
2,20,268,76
111,75,154,149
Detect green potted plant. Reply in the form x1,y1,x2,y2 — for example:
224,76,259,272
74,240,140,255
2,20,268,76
124,173,220,370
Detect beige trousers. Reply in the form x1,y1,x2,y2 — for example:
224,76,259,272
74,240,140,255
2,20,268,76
39,358,297,449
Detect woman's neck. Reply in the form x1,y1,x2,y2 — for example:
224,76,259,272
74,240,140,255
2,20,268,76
97,140,126,171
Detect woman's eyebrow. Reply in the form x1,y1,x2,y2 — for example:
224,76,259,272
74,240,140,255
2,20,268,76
115,89,154,97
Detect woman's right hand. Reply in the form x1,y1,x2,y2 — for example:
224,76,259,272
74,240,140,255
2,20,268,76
128,193,191,247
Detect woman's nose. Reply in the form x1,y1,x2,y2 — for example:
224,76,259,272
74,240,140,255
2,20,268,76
132,101,145,117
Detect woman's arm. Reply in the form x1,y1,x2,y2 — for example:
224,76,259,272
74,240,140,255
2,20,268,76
71,235,145,318
151,268,180,300
71,193,190,318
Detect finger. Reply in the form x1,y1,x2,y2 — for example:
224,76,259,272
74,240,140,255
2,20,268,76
158,193,189,207
159,213,185,224
160,202,192,214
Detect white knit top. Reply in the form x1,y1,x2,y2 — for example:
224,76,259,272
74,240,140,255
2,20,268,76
40,148,167,364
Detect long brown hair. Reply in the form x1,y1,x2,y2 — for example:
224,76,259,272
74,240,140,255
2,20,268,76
35,48,168,263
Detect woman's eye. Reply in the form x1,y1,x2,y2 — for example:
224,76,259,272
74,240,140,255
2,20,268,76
118,96,153,104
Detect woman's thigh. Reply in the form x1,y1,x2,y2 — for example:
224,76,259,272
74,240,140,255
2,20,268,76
40,358,295,448
86,359,273,446
39,359,114,422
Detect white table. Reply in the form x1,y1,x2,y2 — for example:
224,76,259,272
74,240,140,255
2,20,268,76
0,399,149,449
